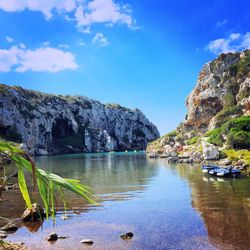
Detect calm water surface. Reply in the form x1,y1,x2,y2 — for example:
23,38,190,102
1,152,250,250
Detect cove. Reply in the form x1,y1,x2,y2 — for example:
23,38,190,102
2,152,250,250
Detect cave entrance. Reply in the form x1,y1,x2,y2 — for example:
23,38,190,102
0,124,22,143
51,117,75,150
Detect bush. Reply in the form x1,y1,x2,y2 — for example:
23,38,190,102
207,116,250,149
186,136,199,145
224,149,250,165
165,130,177,137
207,128,223,146
215,105,242,127
237,55,250,78
232,131,250,149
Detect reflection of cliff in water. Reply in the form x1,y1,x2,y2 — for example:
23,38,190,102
0,152,158,221
175,164,250,250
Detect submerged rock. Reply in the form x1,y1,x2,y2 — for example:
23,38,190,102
21,203,46,222
1,221,19,232
120,232,134,239
0,185,3,199
60,215,68,221
47,232,58,241
80,239,94,244
4,183,19,190
0,230,7,239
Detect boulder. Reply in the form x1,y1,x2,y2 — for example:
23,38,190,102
202,140,220,160
21,203,46,222
168,157,179,163
81,239,94,244
120,232,134,239
164,145,177,157
0,230,7,239
47,232,58,241
1,221,19,232
220,159,232,166
0,185,3,199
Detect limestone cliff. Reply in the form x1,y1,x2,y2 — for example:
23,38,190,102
148,50,250,165
185,50,249,131
0,84,159,155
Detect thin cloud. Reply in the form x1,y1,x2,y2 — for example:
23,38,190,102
19,43,26,49
58,44,70,49
6,36,14,43
78,26,92,34
216,19,228,28
77,39,86,46
92,33,109,47
0,44,78,72
206,32,250,54
43,41,50,47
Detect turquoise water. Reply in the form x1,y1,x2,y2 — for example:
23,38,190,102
2,152,250,249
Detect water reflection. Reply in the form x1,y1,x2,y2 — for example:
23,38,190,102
175,164,250,249
37,152,158,201
0,152,158,221
1,154,250,249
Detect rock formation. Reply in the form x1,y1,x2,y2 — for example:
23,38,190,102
147,50,250,165
0,84,159,155
185,50,249,131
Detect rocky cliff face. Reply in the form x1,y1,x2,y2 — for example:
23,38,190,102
147,50,250,165
0,84,159,155
185,50,250,131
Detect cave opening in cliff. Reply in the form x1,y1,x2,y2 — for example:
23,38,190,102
0,124,22,143
52,118,75,149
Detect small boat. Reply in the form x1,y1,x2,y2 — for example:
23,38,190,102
202,165,241,178
212,167,241,178
202,165,220,173
210,167,241,178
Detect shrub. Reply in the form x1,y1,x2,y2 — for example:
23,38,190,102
207,128,223,146
207,116,250,149
237,55,250,78
232,131,250,149
215,105,242,127
186,136,199,145
165,130,177,137
228,64,238,77
224,149,250,165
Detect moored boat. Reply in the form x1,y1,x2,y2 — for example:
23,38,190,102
203,165,241,178
211,167,241,178
202,165,220,173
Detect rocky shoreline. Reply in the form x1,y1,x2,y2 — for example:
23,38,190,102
147,50,250,170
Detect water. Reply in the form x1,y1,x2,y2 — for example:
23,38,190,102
1,152,250,249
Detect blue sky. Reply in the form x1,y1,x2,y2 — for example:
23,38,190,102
0,0,249,135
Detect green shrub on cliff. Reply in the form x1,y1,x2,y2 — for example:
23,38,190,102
224,149,250,165
207,116,250,149
214,105,242,127
186,136,199,145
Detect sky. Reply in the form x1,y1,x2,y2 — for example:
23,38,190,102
0,0,249,135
